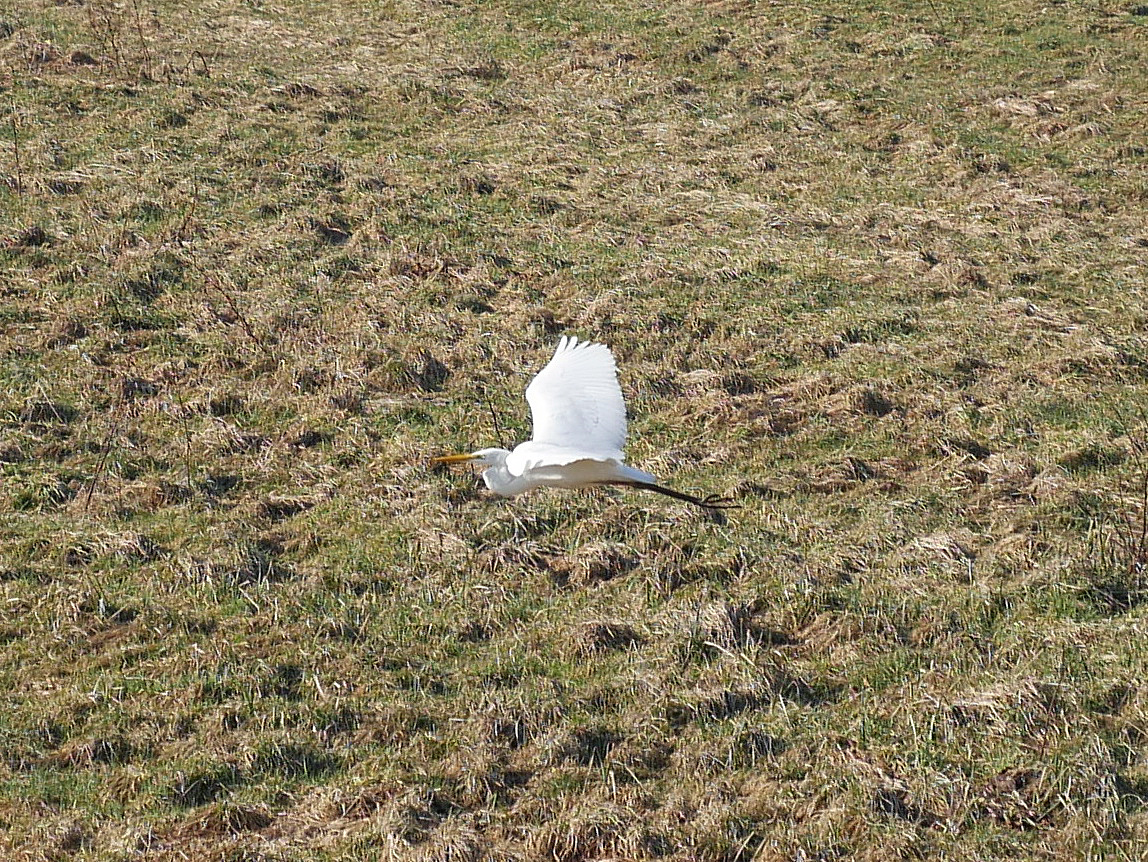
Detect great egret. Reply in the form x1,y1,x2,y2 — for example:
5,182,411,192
433,336,737,511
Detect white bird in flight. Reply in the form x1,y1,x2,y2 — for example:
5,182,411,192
433,336,737,511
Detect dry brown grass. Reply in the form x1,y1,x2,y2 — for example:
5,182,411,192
3,0,1148,859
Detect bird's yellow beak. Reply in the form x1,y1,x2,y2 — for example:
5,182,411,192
431,453,479,465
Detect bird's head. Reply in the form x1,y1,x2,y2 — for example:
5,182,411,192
431,447,510,469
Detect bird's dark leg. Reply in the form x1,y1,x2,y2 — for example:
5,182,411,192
606,481,740,510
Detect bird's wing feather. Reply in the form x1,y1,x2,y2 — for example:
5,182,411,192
525,336,627,457
505,443,655,486
505,442,616,475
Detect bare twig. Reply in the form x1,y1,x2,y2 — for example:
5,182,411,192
183,254,268,350
9,114,23,196
86,1,125,71
167,179,200,243
1035,644,1069,762
208,276,266,349
173,390,194,492
1122,451,1148,579
129,0,153,81
192,50,211,77
482,386,507,449
83,396,125,514
1111,411,1148,580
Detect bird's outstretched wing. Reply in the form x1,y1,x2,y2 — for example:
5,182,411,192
525,336,627,458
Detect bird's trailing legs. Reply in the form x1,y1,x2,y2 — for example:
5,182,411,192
609,481,740,511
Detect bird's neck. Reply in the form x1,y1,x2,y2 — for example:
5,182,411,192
480,451,535,497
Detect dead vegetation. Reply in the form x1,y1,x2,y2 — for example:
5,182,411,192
3,0,1148,858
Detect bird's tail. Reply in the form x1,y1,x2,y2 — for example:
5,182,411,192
615,463,658,485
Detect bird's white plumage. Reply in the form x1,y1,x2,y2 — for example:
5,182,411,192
437,336,673,500
434,336,735,510
524,336,627,457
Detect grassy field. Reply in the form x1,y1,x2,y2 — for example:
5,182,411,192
3,0,1148,858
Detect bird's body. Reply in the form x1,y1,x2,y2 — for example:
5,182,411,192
434,337,735,511
470,443,658,495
